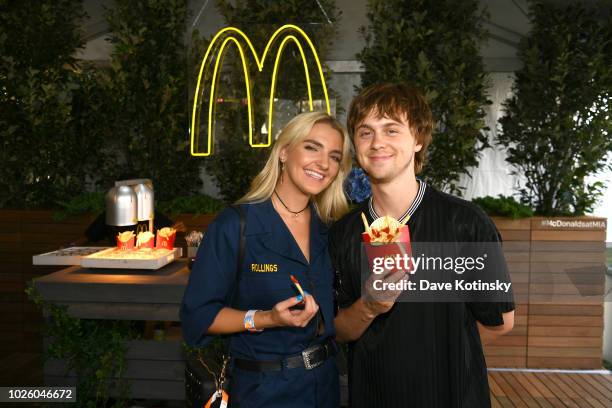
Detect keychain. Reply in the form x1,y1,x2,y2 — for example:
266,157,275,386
200,353,230,408
204,389,228,408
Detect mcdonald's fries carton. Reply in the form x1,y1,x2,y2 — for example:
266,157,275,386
116,231,135,250
136,231,155,249
156,227,176,249
362,215,412,274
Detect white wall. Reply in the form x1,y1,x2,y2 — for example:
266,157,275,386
459,73,521,201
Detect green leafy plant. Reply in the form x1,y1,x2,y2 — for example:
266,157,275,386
196,0,340,202
472,195,533,219
0,0,209,209
358,0,491,194
158,195,224,216
100,0,202,202
497,1,612,215
26,283,133,407
0,0,109,208
54,192,106,221
52,191,222,220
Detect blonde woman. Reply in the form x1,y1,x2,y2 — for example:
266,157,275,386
181,111,351,407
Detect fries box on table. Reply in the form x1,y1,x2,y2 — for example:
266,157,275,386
136,231,155,249
362,223,413,274
116,231,136,250
156,227,176,249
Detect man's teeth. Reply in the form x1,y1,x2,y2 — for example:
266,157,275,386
305,170,324,180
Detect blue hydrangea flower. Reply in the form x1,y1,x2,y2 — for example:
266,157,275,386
344,167,371,203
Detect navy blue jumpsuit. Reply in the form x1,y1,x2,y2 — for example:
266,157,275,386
181,200,340,408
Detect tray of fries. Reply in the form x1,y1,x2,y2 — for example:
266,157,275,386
80,247,182,270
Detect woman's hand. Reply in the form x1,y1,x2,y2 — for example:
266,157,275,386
267,294,319,328
209,295,319,334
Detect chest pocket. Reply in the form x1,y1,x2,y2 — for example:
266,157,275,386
238,258,300,310
241,240,306,280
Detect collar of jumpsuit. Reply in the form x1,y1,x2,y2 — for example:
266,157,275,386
246,198,328,266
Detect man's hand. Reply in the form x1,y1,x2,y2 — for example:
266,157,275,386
477,310,515,345
362,270,408,318
335,270,408,343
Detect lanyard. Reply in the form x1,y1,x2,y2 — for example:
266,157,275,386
204,389,228,408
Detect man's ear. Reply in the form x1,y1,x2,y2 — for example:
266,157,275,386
414,141,423,153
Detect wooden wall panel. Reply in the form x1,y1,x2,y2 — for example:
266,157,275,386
526,218,606,369
484,221,531,368
44,337,186,400
485,216,606,370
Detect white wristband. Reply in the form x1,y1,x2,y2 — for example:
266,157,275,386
244,309,262,332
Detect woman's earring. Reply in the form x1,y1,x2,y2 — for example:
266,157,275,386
280,161,285,185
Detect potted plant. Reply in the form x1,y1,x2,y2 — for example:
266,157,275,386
494,1,610,369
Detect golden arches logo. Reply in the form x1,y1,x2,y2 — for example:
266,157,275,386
190,24,331,157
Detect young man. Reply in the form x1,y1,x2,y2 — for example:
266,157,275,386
330,82,515,407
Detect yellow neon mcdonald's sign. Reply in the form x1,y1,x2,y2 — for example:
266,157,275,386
190,24,331,157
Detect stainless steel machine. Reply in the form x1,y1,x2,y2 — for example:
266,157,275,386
105,179,154,234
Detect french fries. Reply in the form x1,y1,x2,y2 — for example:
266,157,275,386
157,227,176,238
363,214,405,243
136,231,155,248
117,231,135,243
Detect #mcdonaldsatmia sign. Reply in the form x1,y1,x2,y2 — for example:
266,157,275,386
191,25,331,157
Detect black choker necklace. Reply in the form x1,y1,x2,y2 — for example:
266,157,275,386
274,190,309,218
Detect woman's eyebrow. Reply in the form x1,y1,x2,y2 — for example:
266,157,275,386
303,138,323,147
303,139,342,156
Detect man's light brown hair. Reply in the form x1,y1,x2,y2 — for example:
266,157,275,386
347,82,433,174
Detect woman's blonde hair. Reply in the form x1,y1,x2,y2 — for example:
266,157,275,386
237,111,351,223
